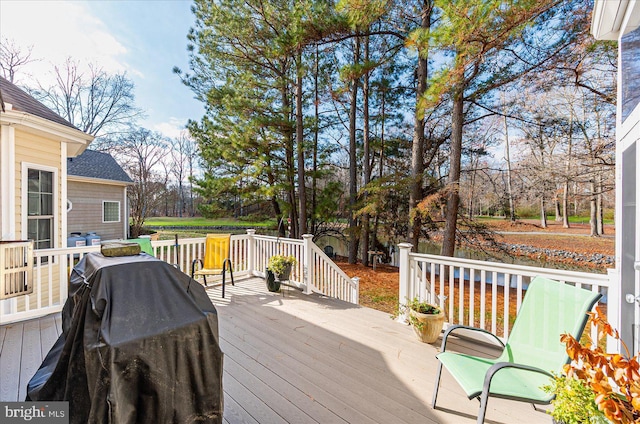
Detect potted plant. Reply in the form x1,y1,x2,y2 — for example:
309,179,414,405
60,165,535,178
544,306,639,424
267,255,296,280
393,297,445,343
265,269,280,292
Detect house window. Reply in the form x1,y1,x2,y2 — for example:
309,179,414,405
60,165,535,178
27,169,54,249
103,201,120,223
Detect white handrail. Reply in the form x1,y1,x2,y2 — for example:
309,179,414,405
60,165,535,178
308,241,359,303
398,244,612,341
252,234,305,288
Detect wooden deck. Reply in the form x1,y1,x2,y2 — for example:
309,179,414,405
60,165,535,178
0,277,552,423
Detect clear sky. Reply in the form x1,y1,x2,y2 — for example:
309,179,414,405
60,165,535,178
0,0,205,138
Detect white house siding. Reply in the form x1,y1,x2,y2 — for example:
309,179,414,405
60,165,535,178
67,179,128,240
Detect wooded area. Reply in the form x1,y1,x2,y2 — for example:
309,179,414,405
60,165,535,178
1,0,617,261
175,0,617,264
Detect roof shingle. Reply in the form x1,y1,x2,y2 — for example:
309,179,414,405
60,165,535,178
67,149,132,183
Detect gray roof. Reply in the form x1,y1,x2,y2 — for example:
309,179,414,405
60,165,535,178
67,149,133,183
0,76,77,129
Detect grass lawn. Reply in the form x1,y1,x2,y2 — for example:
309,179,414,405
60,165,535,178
145,216,276,228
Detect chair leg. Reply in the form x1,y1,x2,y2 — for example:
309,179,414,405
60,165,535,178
225,259,234,286
432,362,443,408
477,388,490,424
222,269,226,298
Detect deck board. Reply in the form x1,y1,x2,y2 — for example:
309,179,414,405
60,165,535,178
38,315,59,359
1,276,552,423
221,298,434,423
18,319,42,401
0,322,23,401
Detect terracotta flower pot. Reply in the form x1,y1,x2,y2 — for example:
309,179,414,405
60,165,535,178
409,308,445,343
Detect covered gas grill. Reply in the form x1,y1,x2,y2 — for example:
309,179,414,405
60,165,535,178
27,252,223,424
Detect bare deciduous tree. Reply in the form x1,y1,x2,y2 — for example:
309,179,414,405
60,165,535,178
0,38,35,83
170,131,200,217
112,127,168,237
28,58,142,139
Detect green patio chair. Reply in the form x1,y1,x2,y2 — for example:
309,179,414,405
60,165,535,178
127,237,154,255
432,276,601,424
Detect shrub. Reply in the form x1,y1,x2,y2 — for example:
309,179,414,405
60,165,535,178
267,255,297,276
543,374,609,424
558,307,640,423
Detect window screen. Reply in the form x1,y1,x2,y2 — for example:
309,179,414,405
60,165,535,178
103,201,120,223
27,169,53,249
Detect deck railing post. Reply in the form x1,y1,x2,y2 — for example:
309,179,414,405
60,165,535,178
302,234,314,295
352,277,360,304
607,268,621,352
397,242,413,323
246,229,256,276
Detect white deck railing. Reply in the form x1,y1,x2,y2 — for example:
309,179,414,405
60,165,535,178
0,231,358,324
397,242,615,343
2,234,614,332
250,233,359,303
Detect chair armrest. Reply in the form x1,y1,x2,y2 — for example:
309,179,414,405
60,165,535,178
191,258,203,277
440,325,505,353
483,361,553,394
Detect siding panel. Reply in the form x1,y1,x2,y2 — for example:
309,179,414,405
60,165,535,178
68,180,127,240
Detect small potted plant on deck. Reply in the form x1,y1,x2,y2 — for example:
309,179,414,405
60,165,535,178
394,297,445,344
265,255,297,292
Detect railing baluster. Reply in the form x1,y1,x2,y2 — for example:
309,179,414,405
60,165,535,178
491,271,498,335
480,269,486,330
469,269,475,327
458,267,465,325
503,273,510,339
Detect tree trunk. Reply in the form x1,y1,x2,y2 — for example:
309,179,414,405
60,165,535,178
441,89,463,257
540,195,547,228
361,35,371,266
408,1,431,248
589,179,598,237
373,73,387,248
596,171,604,235
282,79,298,238
468,159,477,220
311,44,319,234
562,180,570,228
348,36,361,264
503,112,516,222
296,50,307,236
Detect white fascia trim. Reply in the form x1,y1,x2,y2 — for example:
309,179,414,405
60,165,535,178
0,110,94,156
123,186,129,239
591,0,629,40
622,1,640,34
67,174,132,187
1,124,16,239
61,143,67,248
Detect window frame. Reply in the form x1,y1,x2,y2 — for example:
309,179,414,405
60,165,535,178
102,200,121,223
21,163,58,250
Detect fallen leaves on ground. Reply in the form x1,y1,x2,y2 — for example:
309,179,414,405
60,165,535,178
335,219,615,314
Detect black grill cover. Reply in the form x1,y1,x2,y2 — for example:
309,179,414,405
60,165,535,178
27,253,223,424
